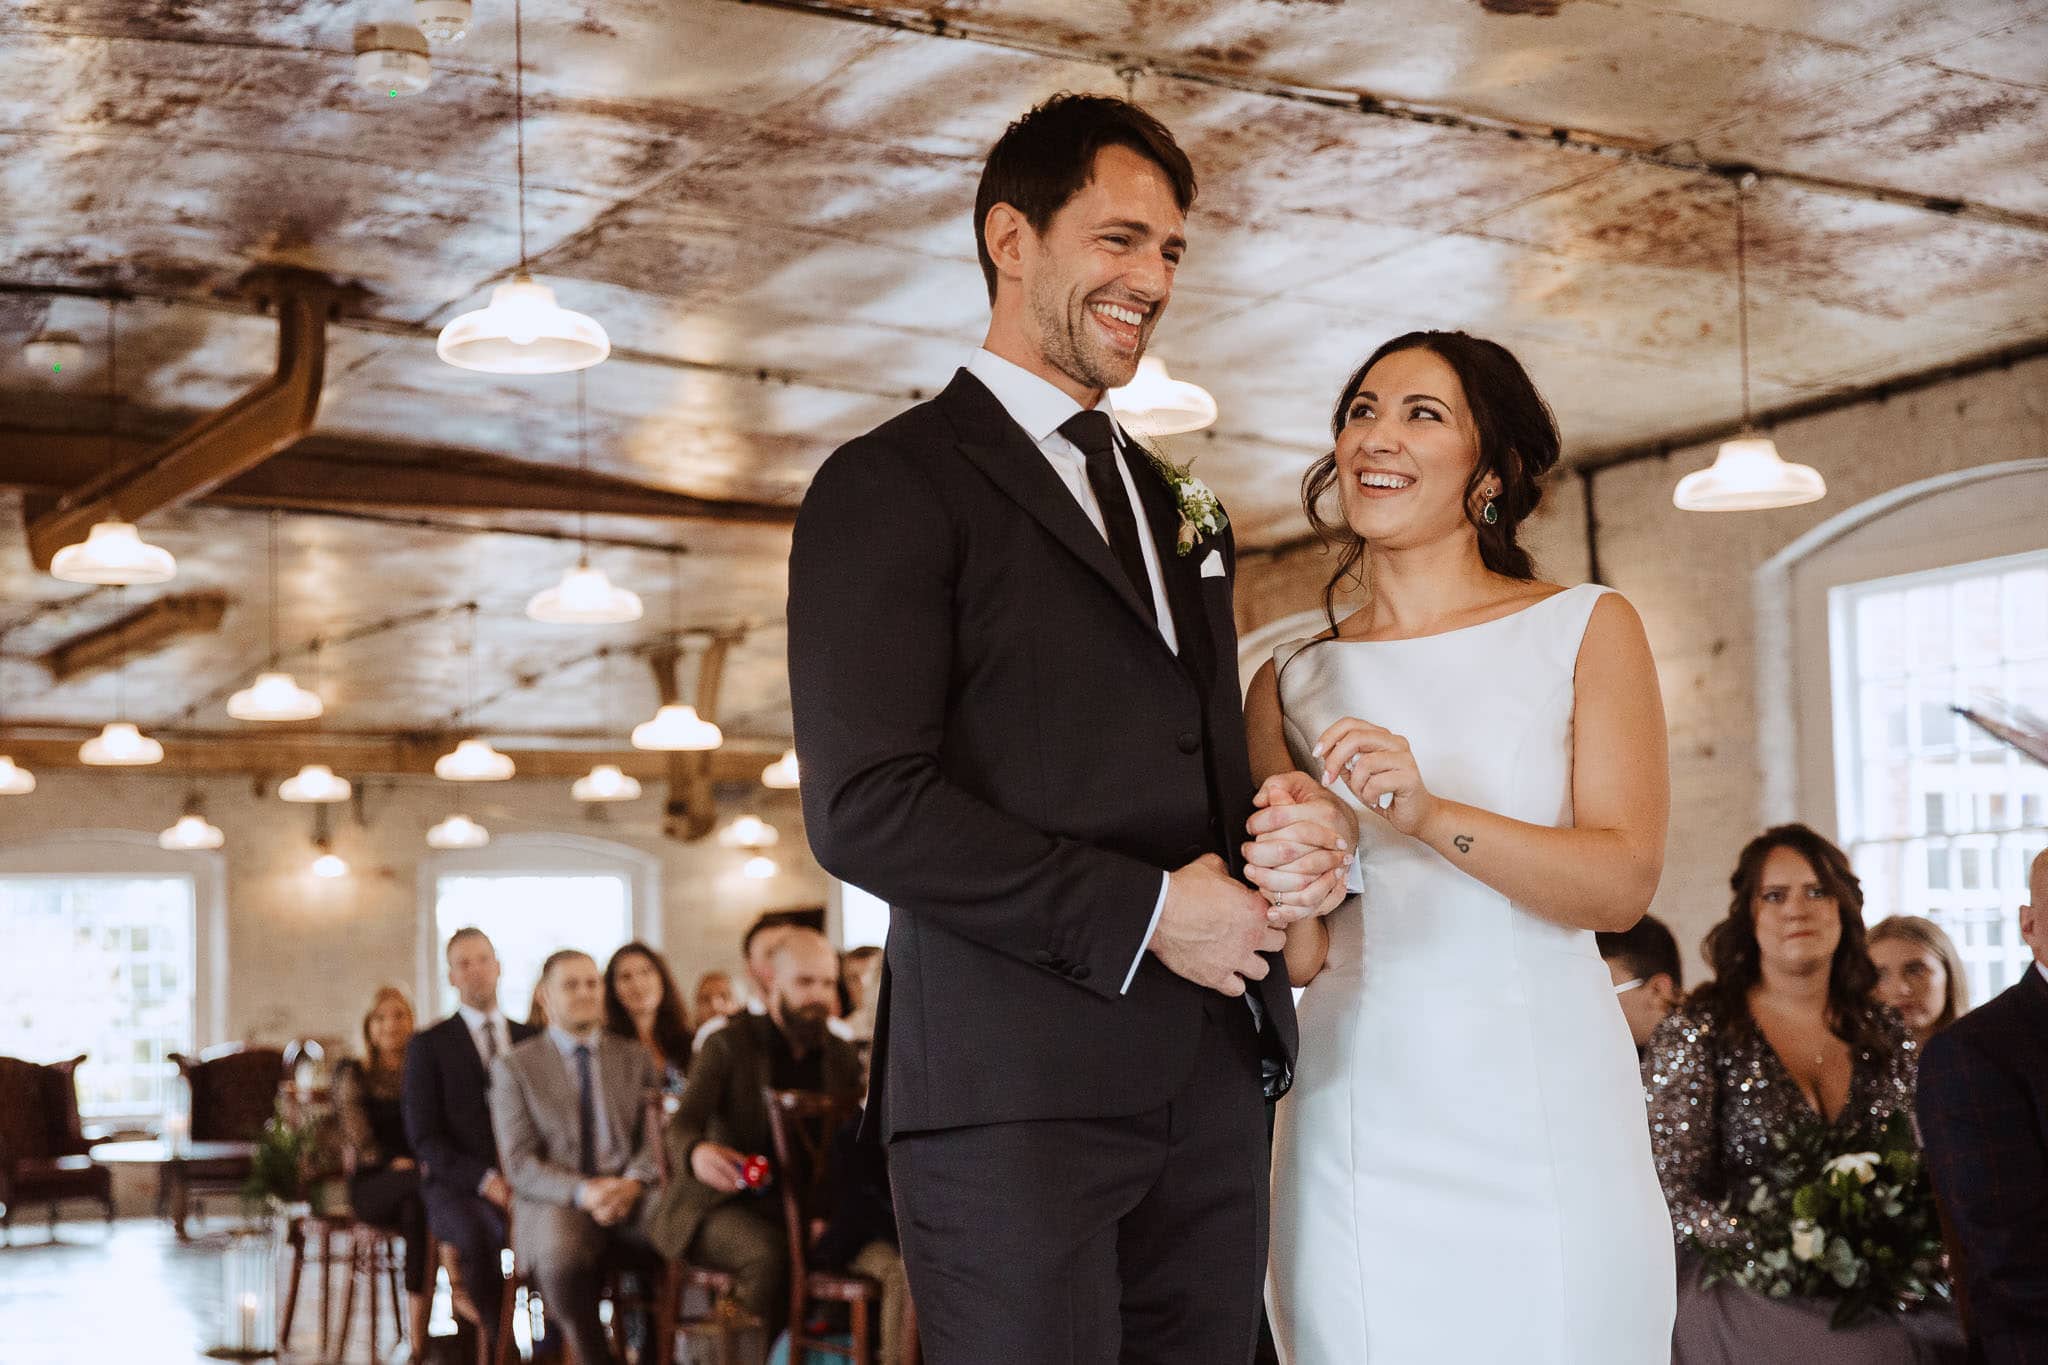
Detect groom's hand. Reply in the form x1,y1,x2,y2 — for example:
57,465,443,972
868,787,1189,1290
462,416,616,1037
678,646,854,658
1243,772,1356,925
1151,855,1285,998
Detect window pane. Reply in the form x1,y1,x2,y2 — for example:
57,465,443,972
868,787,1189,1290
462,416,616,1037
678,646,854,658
0,876,197,1118
435,874,633,1022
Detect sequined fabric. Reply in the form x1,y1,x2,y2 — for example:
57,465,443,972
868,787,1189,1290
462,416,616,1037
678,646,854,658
1643,1000,1917,1253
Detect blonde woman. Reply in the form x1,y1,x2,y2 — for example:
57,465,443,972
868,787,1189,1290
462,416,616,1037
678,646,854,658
1868,914,1970,1045
335,986,429,1353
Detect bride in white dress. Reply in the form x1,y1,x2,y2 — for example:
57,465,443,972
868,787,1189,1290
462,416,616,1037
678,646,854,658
1243,332,1676,1363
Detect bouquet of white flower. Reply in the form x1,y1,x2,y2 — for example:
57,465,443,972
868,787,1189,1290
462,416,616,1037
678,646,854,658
1695,1110,1949,1328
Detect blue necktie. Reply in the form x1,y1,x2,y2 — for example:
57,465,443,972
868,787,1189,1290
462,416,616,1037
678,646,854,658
574,1044,596,1176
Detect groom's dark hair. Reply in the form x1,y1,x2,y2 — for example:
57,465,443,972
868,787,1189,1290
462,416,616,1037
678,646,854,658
974,94,1197,302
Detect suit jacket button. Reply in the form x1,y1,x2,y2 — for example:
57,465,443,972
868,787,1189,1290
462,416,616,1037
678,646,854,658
1070,964,1092,981
1176,732,1200,754
1034,949,1054,966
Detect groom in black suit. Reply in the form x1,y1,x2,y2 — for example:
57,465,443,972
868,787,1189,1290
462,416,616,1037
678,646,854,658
788,95,1350,1363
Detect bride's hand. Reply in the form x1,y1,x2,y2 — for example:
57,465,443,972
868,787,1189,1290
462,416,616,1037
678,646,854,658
1313,718,1437,839
1243,771,1354,925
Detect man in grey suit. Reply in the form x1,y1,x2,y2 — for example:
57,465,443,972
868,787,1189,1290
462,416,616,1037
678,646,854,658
490,948,663,1363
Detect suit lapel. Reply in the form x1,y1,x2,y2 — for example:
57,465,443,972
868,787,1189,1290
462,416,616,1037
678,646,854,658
943,371,1171,643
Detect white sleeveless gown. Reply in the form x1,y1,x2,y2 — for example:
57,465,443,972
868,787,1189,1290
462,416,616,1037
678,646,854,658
1266,584,1675,1364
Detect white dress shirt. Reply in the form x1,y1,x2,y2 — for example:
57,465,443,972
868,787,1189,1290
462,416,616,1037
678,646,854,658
965,348,1177,995
457,1001,511,1069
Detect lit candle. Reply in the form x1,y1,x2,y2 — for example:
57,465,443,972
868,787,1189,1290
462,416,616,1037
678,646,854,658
238,1292,258,1350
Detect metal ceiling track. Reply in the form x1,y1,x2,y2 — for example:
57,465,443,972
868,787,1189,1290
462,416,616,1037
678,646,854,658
720,0,2048,236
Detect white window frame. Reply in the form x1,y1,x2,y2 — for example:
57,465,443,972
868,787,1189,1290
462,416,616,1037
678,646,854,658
415,832,660,1019
0,829,228,1125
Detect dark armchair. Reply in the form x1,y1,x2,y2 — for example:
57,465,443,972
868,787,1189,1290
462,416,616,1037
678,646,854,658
167,1043,287,1233
0,1053,114,1241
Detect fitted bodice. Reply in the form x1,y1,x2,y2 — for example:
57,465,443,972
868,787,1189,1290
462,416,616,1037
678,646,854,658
1273,583,1611,982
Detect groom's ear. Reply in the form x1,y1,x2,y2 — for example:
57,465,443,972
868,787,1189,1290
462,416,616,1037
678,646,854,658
982,202,1030,285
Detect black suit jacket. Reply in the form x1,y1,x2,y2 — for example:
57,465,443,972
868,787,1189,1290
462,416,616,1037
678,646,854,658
1917,966,2048,1362
402,1012,538,1197
788,368,1297,1140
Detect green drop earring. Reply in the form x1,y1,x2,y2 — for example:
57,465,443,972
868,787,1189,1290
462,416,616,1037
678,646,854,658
1481,494,1500,526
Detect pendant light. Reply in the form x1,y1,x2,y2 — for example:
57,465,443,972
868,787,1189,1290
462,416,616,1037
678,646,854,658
159,793,225,852
0,755,34,796
572,763,642,802
527,373,641,623
51,301,177,585
1673,175,1826,513
436,0,608,374
741,854,777,881
437,605,516,779
760,749,799,790
228,514,324,721
80,646,163,765
279,763,351,803
427,812,491,848
716,814,779,849
1109,357,1218,437
631,554,722,751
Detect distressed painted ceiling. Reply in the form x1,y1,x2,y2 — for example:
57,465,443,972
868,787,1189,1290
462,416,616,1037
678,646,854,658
2,0,2044,747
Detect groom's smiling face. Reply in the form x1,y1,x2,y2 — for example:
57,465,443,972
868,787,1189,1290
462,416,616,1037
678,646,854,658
1001,143,1185,399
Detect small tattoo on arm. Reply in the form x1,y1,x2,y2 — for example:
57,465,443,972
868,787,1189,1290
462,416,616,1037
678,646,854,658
1452,834,1474,854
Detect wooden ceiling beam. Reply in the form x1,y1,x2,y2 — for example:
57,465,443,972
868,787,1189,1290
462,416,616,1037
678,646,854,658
24,268,347,569
38,592,230,682
0,431,798,527
0,731,785,784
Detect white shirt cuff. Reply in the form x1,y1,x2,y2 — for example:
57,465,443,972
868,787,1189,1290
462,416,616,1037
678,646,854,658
1120,871,1172,996
1345,848,1364,895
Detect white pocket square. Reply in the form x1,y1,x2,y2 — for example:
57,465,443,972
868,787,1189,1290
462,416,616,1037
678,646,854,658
1199,549,1226,579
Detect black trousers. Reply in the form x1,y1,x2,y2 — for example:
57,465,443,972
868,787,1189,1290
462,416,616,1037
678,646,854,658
348,1166,428,1293
888,995,1268,1365
423,1184,509,1350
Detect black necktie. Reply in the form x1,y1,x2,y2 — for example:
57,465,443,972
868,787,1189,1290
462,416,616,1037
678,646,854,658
574,1044,597,1176
1058,410,1152,608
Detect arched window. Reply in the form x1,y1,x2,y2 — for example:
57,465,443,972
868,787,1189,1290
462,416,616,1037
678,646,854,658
418,833,660,1024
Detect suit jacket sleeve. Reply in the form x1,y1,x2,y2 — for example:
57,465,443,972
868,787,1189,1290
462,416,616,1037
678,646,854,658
490,1054,584,1209
1917,1025,2048,1328
666,1025,734,1188
404,1030,488,1194
626,1051,663,1187
789,440,1168,997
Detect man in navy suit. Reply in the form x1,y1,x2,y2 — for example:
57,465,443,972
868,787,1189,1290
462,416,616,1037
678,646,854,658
1918,849,2048,1365
402,927,537,1351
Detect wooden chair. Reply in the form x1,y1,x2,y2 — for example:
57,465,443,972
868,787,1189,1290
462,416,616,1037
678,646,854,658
334,1221,412,1364
763,1088,884,1365
168,1043,286,1232
0,1054,113,1242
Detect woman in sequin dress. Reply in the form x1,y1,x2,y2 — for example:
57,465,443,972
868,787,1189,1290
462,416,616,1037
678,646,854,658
1646,823,1965,1364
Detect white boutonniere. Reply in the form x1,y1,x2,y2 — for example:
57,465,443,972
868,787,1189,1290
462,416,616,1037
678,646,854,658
1136,440,1228,556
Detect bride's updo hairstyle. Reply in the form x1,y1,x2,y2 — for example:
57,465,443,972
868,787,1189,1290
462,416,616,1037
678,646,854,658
1300,331,1561,630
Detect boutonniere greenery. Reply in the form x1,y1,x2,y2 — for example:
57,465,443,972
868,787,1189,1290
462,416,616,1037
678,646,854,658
1136,439,1228,557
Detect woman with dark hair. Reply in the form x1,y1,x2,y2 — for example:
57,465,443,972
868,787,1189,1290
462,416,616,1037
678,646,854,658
334,986,430,1354
1647,825,1959,1362
1253,332,1676,1361
604,941,691,1091
1869,914,1971,1045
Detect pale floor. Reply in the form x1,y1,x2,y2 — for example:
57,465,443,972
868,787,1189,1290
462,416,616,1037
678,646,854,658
0,1214,447,1364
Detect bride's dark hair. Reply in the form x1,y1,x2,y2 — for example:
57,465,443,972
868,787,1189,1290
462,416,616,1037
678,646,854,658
1300,331,1561,632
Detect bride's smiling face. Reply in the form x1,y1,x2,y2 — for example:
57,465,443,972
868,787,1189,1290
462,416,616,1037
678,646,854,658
1334,348,1496,550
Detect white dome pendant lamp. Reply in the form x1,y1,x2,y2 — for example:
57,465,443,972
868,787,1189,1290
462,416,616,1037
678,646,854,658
527,373,641,623
227,513,324,721
50,302,177,586
1673,175,1826,513
436,0,608,374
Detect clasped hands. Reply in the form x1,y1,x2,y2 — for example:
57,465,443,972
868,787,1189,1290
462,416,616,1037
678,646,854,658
575,1174,644,1226
1150,768,1357,998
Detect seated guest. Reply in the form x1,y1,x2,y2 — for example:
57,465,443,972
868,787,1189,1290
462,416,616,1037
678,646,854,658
403,928,536,1355
1917,850,2048,1364
691,916,797,1051
491,950,664,1365
1870,915,1971,1046
1646,824,1958,1363
645,928,863,1336
1598,913,1684,1056
605,941,691,1092
336,987,430,1353
690,971,739,1034
811,1099,905,1365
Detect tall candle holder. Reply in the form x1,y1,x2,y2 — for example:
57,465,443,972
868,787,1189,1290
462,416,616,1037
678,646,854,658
204,1225,279,1360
